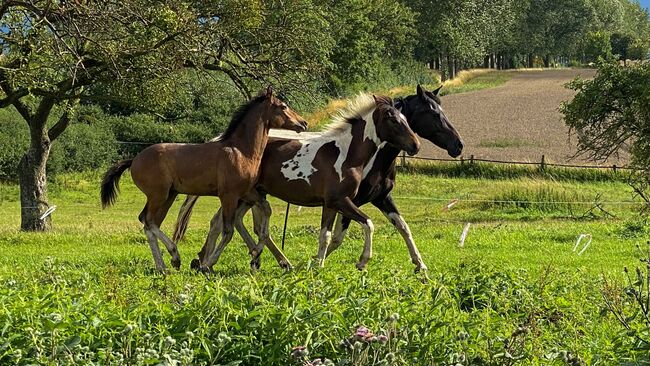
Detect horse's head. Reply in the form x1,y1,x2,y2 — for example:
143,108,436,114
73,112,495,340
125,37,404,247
397,85,463,158
263,86,308,133
373,95,420,156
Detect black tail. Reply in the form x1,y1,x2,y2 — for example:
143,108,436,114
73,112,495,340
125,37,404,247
101,159,133,208
172,195,200,243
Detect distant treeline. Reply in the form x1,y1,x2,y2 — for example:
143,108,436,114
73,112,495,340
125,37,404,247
1,0,648,179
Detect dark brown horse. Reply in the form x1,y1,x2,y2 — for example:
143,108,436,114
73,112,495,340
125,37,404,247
175,85,462,272
189,95,420,271
100,88,307,273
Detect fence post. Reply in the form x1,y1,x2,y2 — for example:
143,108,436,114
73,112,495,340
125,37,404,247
460,156,465,165
612,164,617,174
470,154,474,164
540,155,546,171
400,151,407,167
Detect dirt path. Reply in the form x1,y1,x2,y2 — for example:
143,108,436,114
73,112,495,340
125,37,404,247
421,68,626,165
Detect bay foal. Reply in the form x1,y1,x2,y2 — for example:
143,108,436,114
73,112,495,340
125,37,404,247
175,85,462,272
100,88,307,273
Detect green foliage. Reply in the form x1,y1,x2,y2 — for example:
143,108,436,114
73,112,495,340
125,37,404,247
562,62,650,164
49,123,118,175
323,0,417,93
403,161,626,183
0,110,29,181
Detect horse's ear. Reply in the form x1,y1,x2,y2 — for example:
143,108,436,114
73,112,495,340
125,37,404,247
373,95,380,105
417,84,426,99
433,85,443,96
266,85,274,98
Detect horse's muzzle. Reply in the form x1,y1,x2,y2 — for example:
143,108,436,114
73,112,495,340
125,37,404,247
406,142,420,156
294,120,308,133
448,139,463,158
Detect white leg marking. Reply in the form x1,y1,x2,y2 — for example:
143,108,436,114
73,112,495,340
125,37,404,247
357,219,374,270
385,212,427,271
317,227,332,267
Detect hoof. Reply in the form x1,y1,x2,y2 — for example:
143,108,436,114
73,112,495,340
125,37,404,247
250,257,261,271
355,262,366,271
414,265,428,274
279,261,293,271
190,258,201,271
171,258,181,270
199,266,213,275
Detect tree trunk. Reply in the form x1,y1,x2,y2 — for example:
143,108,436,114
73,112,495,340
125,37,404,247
19,126,52,231
528,53,534,68
543,54,551,68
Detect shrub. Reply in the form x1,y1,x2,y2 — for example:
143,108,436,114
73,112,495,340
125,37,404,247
49,122,118,174
0,109,29,180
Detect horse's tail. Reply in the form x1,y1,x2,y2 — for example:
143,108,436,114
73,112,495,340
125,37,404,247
173,195,200,243
101,159,133,208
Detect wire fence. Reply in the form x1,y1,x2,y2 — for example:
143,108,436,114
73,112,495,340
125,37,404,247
398,152,637,172
113,140,637,172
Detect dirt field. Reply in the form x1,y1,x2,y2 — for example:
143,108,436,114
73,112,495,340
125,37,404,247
421,68,627,165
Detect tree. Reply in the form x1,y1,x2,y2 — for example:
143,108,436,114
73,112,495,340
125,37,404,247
0,0,331,231
561,61,650,205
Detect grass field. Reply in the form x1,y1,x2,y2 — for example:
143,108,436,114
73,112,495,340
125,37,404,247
0,166,649,365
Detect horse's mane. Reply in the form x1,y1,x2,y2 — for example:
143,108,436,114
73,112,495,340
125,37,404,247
321,94,381,136
217,92,267,141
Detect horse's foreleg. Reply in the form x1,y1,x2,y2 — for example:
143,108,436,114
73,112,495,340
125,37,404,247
195,208,223,270
231,202,260,270
254,200,292,270
316,207,337,267
201,198,237,270
330,197,373,270
374,195,427,272
325,214,351,257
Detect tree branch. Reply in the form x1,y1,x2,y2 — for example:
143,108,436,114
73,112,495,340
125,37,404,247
48,102,74,142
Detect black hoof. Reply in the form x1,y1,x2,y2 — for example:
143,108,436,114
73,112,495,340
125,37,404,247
190,258,201,271
171,258,181,270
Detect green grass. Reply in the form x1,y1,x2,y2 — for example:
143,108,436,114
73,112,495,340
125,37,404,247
439,71,512,96
478,138,534,148
0,170,648,364
403,160,628,183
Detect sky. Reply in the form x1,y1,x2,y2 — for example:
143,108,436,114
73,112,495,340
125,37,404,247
641,0,650,11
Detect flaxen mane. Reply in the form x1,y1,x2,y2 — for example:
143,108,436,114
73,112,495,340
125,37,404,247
320,94,390,136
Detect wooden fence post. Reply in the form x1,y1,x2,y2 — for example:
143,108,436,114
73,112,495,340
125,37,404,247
540,155,546,171
612,164,617,174
470,154,474,164
401,151,406,167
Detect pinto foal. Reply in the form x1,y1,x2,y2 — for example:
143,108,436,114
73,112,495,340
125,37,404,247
100,88,307,273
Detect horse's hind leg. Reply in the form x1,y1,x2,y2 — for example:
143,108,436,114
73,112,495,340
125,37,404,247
253,200,292,270
195,207,224,270
141,203,166,273
316,207,337,267
325,214,351,257
231,202,263,270
150,192,181,269
201,197,238,270
145,227,165,273
329,197,373,270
